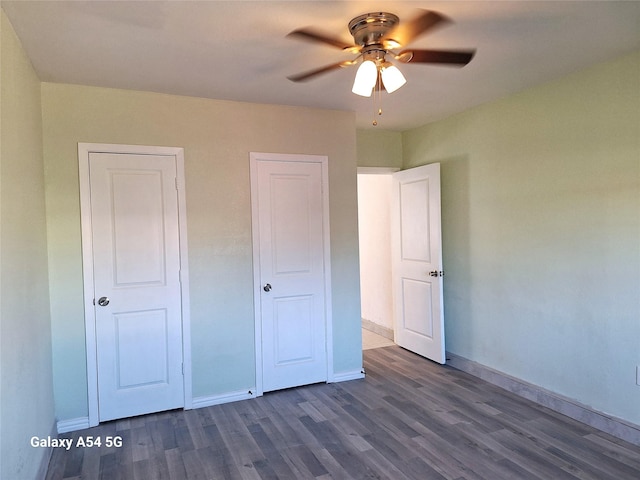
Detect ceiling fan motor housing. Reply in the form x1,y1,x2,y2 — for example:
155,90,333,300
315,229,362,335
348,12,399,49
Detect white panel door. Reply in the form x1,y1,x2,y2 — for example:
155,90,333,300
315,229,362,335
391,163,445,364
252,155,329,392
89,152,184,421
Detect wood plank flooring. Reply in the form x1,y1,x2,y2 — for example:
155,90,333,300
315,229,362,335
46,346,640,479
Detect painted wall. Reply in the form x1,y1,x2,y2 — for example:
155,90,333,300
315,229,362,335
356,129,403,169
0,10,56,479
357,174,394,332
41,84,362,422
402,51,640,424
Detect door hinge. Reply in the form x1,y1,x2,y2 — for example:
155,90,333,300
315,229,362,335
181,363,184,375
175,177,179,191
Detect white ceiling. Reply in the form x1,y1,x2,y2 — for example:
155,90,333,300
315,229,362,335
4,1,640,131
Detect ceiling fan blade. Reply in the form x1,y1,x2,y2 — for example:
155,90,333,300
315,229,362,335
382,9,451,48
287,28,358,51
287,61,354,82
396,49,476,66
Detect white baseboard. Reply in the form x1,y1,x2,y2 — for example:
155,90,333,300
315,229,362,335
57,416,91,434
331,369,365,383
192,389,256,409
446,352,640,447
362,318,394,340
56,391,256,432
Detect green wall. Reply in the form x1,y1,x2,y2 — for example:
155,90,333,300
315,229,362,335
41,83,362,421
1,10,56,479
356,129,403,169
402,51,640,424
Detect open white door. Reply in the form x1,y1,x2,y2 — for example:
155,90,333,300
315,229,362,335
391,163,445,364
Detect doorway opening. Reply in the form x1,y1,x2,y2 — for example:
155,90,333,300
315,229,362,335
359,164,446,362
357,169,397,351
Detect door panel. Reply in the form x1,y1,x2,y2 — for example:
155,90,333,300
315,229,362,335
400,179,431,262
112,309,169,388
252,155,329,392
273,295,314,364
272,175,314,274
89,152,184,421
401,278,433,338
392,163,445,364
110,171,166,285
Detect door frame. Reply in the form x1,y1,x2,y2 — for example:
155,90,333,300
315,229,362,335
249,152,334,396
78,143,192,427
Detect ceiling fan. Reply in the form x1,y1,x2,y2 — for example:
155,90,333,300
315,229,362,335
286,9,476,99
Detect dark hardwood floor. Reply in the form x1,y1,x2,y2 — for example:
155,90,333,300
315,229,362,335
46,346,640,479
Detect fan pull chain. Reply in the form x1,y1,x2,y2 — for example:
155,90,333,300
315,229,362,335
371,73,377,126
378,68,383,117
372,68,383,126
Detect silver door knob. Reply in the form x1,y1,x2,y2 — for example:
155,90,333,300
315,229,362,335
97,296,110,307
263,283,272,292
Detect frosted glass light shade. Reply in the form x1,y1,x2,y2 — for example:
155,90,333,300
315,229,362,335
352,60,377,97
381,65,406,93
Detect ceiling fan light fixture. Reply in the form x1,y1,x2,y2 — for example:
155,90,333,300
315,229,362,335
381,65,407,93
352,60,377,97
